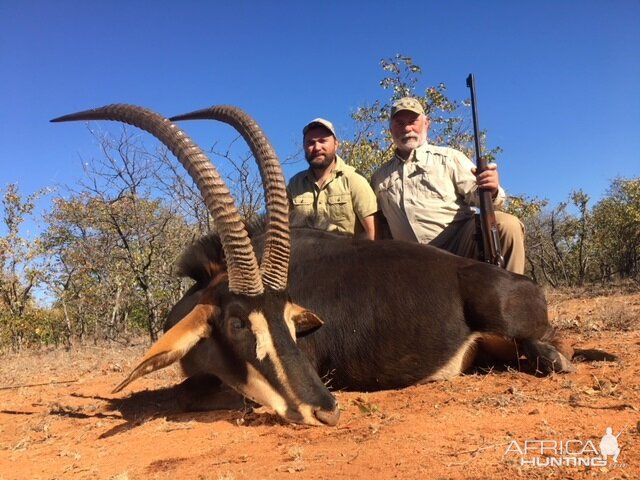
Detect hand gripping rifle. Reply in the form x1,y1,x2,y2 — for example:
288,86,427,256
466,73,505,268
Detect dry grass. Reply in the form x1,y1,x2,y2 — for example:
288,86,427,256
547,284,640,333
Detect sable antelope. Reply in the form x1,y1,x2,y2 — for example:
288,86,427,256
173,226,576,396
51,105,340,426
97,107,580,408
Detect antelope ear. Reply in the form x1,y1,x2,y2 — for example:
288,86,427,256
288,303,324,337
112,303,217,393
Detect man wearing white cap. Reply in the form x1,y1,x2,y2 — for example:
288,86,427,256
288,118,378,240
371,97,525,273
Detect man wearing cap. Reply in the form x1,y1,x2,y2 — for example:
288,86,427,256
288,118,378,240
371,97,525,273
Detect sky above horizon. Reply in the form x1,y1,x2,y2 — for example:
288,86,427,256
2,1,639,236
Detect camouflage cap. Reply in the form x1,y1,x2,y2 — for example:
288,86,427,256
302,118,337,138
390,97,425,117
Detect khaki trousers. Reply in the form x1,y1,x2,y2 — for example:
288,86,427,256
438,212,525,274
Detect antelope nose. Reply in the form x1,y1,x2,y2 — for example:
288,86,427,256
314,403,340,426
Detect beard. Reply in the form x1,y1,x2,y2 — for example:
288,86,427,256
393,132,426,153
305,151,336,170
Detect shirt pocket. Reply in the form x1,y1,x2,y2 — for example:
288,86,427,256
377,174,401,200
416,166,447,200
327,193,351,220
291,193,315,217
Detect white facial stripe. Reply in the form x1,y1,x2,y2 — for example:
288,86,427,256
242,362,288,417
240,363,325,426
249,311,275,362
247,311,307,416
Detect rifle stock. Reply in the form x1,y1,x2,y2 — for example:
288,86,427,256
466,73,505,268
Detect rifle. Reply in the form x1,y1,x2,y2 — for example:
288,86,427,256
466,73,505,268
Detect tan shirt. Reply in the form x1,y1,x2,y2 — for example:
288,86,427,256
371,142,505,247
288,156,378,235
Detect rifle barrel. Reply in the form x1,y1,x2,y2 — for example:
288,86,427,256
466,74,487,172
466,73,504,268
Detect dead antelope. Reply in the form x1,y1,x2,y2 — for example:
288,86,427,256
173,226,577,394
161,107,612,397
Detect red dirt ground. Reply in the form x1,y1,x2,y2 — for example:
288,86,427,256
1,289,638,480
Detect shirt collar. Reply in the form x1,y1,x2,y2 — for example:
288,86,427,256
333,155,347,173
394,142,429,165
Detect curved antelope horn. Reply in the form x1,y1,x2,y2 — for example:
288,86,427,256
169,106,289,292
51,104,264,296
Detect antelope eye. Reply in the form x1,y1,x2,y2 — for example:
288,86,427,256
229,316,247,331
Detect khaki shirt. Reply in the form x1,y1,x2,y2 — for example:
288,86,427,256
371,142,505,247
288,156,378,235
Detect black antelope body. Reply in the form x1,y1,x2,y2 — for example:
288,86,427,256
175,226,576,396
164,106,578,393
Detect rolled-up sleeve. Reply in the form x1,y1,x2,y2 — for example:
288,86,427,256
349,173,378,223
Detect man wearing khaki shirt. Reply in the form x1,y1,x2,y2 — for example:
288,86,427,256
288,118,378,240
371,97,525,273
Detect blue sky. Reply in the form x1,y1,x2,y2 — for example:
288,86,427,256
2,0,639,234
